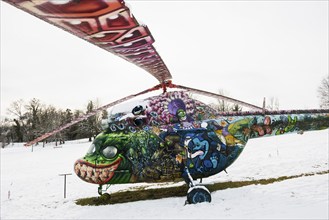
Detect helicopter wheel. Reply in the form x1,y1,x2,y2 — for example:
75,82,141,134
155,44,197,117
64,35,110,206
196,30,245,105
186,185,211,204
99,193,111,201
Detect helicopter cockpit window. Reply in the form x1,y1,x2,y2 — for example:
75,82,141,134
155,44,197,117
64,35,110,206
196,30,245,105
87,143,96,155
108,100,148,122
102,146,118,159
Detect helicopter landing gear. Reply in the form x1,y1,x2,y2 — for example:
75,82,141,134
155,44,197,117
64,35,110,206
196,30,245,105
184,168,212,204
98,184,111,201
186,185,211,204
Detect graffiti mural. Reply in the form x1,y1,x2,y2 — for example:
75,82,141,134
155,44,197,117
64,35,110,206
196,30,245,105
74,91,329,185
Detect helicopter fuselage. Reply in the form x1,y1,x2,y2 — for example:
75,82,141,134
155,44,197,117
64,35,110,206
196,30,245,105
74,91,329,186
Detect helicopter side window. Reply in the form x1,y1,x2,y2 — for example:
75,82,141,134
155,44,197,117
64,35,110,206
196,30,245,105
133,118,145,127
87,143,96,155
132,105,145,115
102,146,118,159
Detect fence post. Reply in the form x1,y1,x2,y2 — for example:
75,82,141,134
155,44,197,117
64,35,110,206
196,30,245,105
59,173,72,198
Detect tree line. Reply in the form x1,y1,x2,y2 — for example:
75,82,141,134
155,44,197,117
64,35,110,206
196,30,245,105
0,98,106,147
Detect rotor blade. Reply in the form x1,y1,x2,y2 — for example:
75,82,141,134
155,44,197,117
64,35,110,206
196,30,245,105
173,84,263,111
3,0,172,83
24,84,164,146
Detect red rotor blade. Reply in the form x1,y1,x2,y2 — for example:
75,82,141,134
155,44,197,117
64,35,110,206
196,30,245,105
3,0,172,83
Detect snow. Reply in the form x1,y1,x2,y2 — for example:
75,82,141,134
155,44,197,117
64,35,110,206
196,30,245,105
1,129,328,219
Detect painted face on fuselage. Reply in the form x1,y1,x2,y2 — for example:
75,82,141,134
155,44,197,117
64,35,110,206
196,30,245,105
177,109,187,121
74,133,131,185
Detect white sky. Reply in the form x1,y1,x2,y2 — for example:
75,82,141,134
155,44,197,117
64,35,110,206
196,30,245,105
1,1,328,119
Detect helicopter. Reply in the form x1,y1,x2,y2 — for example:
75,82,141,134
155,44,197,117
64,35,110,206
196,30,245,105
3,0,329,204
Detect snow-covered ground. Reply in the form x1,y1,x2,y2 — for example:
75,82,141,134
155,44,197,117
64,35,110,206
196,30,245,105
1,129,328,219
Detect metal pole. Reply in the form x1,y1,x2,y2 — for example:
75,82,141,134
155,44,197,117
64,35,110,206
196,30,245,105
64,175,66,198
59,173,72,199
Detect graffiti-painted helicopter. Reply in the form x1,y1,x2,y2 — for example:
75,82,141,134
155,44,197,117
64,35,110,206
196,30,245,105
4,0,329,204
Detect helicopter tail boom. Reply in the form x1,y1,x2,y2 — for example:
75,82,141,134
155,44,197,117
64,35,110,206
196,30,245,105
224,110,329,141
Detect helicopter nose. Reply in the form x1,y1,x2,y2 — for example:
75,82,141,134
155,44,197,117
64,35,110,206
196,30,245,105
74,158,121,185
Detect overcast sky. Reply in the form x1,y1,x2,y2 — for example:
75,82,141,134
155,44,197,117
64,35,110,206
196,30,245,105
1,1,328,119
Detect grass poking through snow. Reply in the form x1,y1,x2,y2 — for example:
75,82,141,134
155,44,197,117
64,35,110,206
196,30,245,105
76,170,328,206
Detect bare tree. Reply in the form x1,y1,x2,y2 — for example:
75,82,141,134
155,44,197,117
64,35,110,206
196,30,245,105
318,75,329,109
25,98,42,141
7,99,27,142
211,89,231,112
210,89,242,112
80,100,102,141
266,97,280,110
1,118,13,147
7,99,26,119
